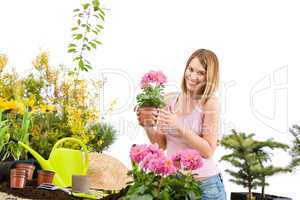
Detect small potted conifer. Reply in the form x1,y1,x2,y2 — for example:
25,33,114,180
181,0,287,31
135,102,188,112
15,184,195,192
220,129,292,200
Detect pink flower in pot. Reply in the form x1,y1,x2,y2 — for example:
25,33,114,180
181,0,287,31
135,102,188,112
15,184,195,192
136,70,167,127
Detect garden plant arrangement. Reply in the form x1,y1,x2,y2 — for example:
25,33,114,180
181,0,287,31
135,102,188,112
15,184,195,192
0,1,121,199
136,70,167,127
289,124,300,170
123,144,203,200
220,129,292,200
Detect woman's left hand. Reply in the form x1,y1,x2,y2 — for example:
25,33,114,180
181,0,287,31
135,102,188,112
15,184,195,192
156,109,180,134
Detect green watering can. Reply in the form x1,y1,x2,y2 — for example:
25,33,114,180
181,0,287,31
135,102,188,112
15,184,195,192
17,137,89,188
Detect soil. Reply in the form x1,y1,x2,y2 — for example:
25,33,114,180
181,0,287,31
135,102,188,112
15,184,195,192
0,179,127,200
0,160,128,200
0,180,79,200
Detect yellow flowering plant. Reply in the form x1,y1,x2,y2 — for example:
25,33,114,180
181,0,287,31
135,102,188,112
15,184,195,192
0,52,116,159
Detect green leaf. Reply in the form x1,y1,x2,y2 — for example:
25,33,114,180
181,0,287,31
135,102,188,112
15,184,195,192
82,3,90,10
93,40,102,45
97,24,104,29
99,8,105,19
138,195,153,200
89,42,97,49
73,8,80,12
92,0,100,10
68,43,77,48
68,48,77,53
92,30,98,35
79,59,84,70
71,27,78,31
74,34,83,40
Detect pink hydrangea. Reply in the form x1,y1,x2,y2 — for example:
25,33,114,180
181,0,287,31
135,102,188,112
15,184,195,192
130,144,150,164
171,149,203,171
140,70,167,89
130,144,164,164
153,157,177,176
142,154,177,176
130,143,176,176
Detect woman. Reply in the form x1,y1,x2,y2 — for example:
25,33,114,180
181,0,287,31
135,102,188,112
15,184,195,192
137,49,227,200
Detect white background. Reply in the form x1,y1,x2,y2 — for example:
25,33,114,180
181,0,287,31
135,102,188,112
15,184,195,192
1,0,299,199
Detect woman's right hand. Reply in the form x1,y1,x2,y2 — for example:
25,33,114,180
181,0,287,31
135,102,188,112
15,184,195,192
135,106,158,127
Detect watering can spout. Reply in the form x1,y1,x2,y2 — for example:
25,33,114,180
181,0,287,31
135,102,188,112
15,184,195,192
17,141,53,171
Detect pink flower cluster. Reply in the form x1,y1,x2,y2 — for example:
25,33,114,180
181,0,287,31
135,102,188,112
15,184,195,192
130,144,203,176
140,70,167,89
171,149,203,170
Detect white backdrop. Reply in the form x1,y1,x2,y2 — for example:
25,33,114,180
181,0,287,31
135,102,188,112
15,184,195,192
1,0,299,199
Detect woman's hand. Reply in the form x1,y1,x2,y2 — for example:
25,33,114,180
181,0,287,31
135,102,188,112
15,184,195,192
156,109,181,135
135,106,158,128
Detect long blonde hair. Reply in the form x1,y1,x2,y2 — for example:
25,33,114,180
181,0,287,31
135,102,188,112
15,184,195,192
181,49,219,105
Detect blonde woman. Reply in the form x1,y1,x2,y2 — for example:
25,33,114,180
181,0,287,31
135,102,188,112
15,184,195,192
137,49,226,200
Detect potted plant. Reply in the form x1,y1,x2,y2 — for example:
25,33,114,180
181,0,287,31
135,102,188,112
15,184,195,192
136,70,167,127
122,144,203,200
0,109,34,181
289,124,300,169
86,122,117,153
220,129,292,200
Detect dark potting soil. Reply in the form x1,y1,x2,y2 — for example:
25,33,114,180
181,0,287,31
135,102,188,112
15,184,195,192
0,180,79,200
0,179,127,200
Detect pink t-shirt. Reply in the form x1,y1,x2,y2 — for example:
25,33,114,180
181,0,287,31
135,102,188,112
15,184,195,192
165,93,219,179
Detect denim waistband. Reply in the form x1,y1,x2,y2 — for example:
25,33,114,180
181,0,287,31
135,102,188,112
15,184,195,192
200,173,224,184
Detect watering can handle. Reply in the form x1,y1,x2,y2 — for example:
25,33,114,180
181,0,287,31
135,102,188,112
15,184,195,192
51,137,89,173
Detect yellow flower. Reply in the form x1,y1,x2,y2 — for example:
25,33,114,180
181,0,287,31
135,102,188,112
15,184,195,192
23,97,35,108
40,104,47,113
0,100,17,111
106,98,118,116
15,101,25,114
32,51,49,71
97,139,104,146
40,104,56,113
46,105,56,112
0,54,8,72
28,98,35,108
39,52,49,68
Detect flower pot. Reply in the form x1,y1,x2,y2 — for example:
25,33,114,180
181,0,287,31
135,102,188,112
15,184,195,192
10,169,26,188
72,175,91,193
37,170,55,185
0,161,15,181
15,163,36,180
138,107,158,127
231,192,292,200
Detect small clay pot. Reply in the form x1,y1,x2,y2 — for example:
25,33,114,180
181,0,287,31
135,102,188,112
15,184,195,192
137,107,158,127
10,169,26,188
15,163,36,180
37,170,55,185
72,175,91,193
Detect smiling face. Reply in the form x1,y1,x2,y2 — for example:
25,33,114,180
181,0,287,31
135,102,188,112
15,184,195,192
181,49,219,105
184,57,207,96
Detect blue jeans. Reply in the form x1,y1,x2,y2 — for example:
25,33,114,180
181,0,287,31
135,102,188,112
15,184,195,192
199,174,227,200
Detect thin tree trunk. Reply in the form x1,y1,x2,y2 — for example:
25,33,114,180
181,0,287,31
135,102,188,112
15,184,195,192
248,181,252,200
261,176,265,198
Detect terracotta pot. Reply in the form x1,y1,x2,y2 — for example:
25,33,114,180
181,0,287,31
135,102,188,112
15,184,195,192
138,107,158,127
37,170,55,185
10,169,26,188
72,175,91,193
15,163,36,180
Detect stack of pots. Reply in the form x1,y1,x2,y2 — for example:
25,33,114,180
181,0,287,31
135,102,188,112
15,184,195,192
10,168,27,188
10,163,36,188
10,162,55,188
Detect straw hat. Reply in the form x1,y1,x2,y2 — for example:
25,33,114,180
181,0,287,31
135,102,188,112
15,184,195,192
87,153,132,190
